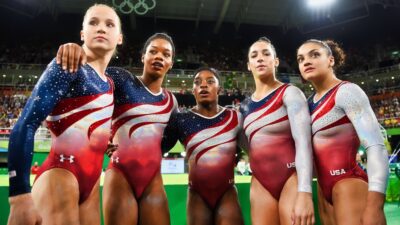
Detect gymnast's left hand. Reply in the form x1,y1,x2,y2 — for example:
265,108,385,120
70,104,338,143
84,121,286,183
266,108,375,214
105,142,118,158
291,192,315,225
361,192,386,225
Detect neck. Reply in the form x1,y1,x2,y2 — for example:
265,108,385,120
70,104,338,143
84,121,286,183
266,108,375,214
311,72,341,96
253,73,282,99
139,73,164,93
193,102,220,117
83,45,113,79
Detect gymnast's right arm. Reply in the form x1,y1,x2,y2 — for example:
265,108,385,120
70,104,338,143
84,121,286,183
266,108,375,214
7,60,75,225
161,110,180,153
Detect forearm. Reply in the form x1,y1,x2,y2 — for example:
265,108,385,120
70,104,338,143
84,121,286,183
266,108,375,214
366,144,389,193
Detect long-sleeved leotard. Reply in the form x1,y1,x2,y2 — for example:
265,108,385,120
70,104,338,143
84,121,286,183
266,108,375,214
106,67,177,199
309,81,389,204
8,60,114,203
162,108,242,209
240,84,313,200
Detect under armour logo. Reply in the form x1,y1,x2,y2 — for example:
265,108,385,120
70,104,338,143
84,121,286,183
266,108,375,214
111,156,120,164
59,154,74,163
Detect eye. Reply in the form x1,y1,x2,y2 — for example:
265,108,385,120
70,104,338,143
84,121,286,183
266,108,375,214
193,80,201,86
89,20,98,26
106,22,115,28
164,53,171,58
312,52,320,58
207,79,215,84
149,50,157,55
297,57,303,63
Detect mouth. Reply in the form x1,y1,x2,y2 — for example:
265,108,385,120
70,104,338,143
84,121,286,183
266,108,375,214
199,90,209,96
95,36,107,41
151,62,164,70
304,67,315,73
256,65,266,70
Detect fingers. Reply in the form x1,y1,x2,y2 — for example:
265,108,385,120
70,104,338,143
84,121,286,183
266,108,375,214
36,215,43,225
105,143,118,157
68,44,76,73
56,45,64,65
80,50,87,66
61,44,69,71
56,43,85,73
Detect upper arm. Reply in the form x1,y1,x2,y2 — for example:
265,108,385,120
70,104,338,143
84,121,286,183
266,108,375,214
283,86,312,142
336,83,384,148
161,110,180,153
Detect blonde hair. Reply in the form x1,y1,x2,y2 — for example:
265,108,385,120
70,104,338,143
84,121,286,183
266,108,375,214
82,4,122,34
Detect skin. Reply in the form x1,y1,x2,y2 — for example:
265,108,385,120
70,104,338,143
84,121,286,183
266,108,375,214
54,37,174,225
8,5,122,225
247,41,314,225
297,42,387,225
103,37,174,225
188,70,244,225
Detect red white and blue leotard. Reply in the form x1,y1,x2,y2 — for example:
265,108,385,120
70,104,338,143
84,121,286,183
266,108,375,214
309,81,388,204
162,108,242,209
8,59,114,203
240,84,313,200
106,67,177,199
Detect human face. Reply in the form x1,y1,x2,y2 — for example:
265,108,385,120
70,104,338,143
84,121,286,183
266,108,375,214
297,42,334,82
247,41,279,79
81,5,122,53
142,38,173,78
192,70,219,105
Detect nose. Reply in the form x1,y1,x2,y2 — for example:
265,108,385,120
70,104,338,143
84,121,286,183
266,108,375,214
154,52,164,61
303,60,311,67
200,80,208,88
96,24,106,34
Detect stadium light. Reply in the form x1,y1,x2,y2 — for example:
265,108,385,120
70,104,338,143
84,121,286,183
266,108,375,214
376,79,379,82
2,74,5,77
180,152,186,157
307,0,336,8
163,152,169,157
358,150,364,156
392,76,395,79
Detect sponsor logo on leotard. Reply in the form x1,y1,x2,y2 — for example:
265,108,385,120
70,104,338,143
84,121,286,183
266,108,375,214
330,169,346,176
8,170,16,178
286,162,296,168
59,154,75,163
111,156,120,164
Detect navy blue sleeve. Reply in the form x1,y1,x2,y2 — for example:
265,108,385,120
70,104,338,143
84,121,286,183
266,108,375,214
161,110,180,154
8,59,76,196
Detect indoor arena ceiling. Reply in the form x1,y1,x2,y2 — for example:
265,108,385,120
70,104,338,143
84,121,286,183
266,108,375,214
2,0,400,33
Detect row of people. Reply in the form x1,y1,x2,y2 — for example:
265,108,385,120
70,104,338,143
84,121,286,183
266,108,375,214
7,3,388,225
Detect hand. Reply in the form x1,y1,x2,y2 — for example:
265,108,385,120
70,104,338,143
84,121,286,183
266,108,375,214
105,142,118,158
291,192,315,225
56,43,87,73
361,192,386,225
361,206,386,225
8,193,42,225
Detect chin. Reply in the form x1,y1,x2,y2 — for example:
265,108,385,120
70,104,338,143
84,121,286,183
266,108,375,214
147,70,166,79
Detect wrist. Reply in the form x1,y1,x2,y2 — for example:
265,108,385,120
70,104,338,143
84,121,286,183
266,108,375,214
366,191,385,209
9,193,33,205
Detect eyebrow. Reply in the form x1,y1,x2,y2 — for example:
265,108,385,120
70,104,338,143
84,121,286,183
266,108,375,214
297,48,319,57
150,46,171,52
251,49,270,54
